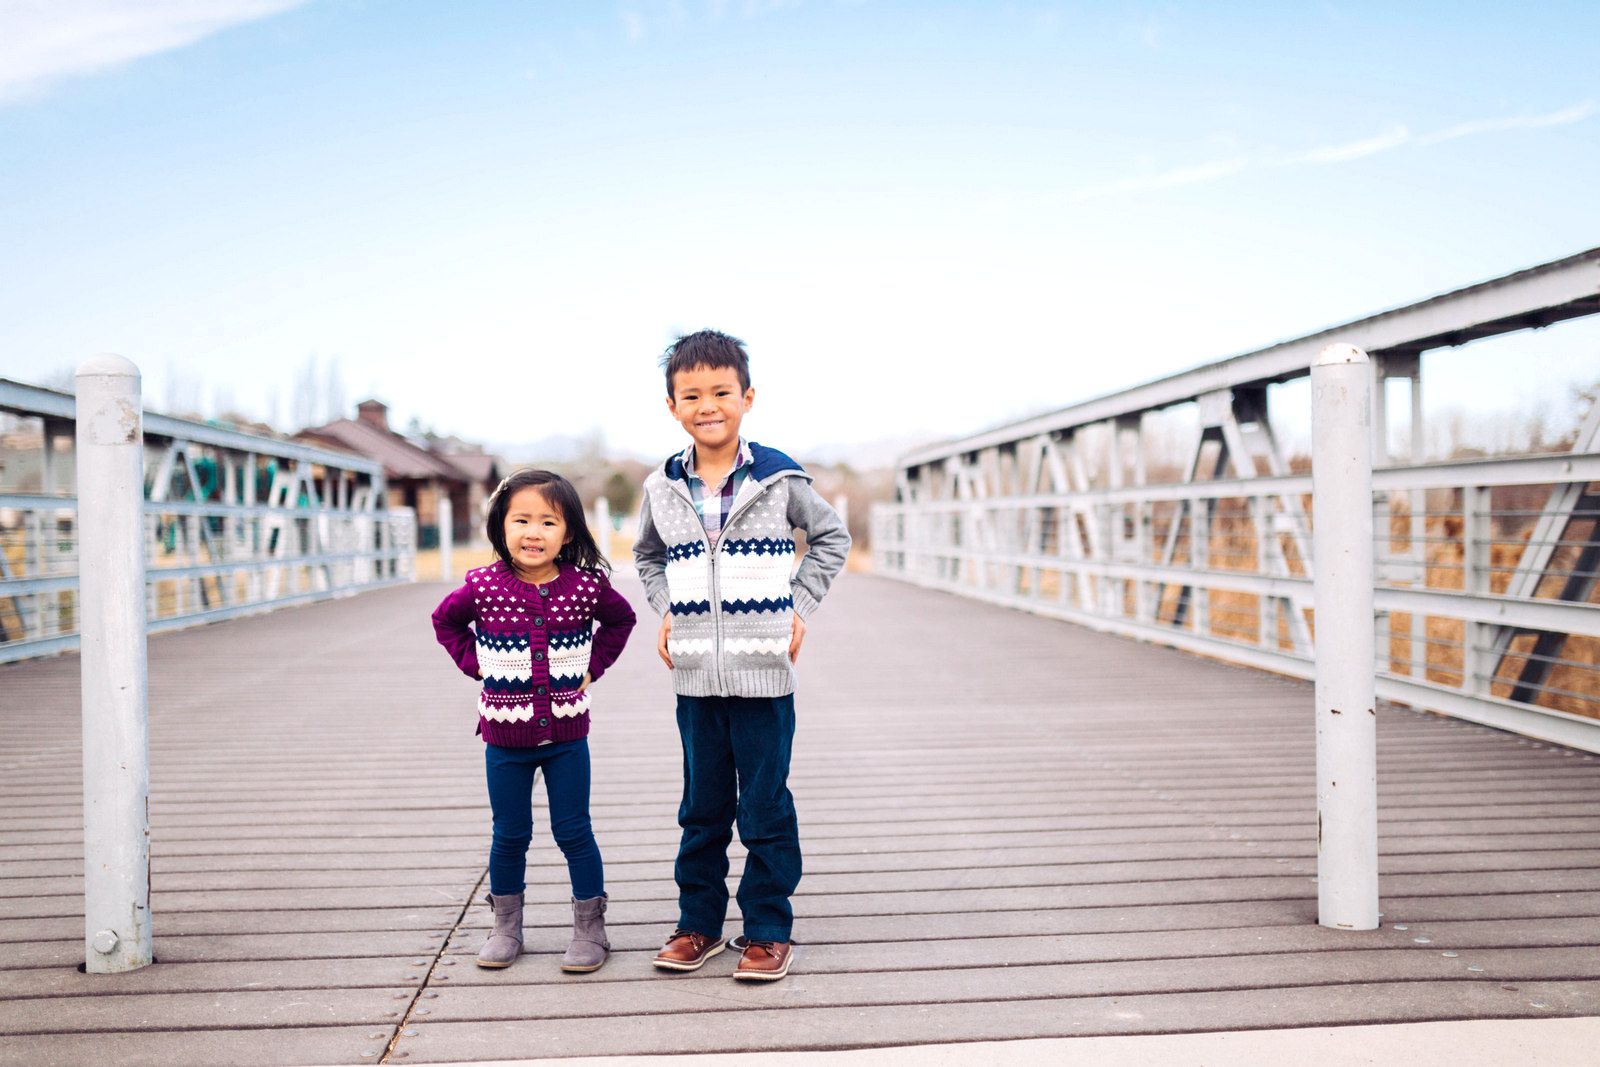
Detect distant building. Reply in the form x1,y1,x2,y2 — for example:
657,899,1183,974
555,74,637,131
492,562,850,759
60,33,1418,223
422,435,509,543
298,400,504,547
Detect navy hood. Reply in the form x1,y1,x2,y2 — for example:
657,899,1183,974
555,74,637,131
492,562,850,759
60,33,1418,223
663,441,806,483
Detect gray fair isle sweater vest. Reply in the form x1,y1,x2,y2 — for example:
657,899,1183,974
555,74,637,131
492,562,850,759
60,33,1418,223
633,442,851,698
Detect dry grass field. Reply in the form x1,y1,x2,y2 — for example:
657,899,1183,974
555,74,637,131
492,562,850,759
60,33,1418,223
1183,489,1600,721
993,486,1598,722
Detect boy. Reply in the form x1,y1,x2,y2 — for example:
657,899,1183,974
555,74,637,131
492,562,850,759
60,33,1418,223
633,329,851,982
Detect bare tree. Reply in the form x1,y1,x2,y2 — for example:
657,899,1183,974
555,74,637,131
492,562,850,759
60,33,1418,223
324,356,346,424
163,362,202,418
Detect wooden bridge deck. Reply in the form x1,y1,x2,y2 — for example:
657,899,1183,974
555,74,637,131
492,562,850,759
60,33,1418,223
2,573,1598,1065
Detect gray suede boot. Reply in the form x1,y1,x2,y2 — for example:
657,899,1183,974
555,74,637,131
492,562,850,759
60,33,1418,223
476,892,524,968
560,894,609,973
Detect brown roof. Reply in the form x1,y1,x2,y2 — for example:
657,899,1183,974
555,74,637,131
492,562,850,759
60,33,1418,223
440,451,504,486
297,420,471,483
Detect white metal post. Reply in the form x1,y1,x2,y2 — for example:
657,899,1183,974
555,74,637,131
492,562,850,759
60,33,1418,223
1460,484,1488,698
593,497,611,563
75,354,153,972
1311,343,1379,930
1408,370,1426,681
438,492,453,582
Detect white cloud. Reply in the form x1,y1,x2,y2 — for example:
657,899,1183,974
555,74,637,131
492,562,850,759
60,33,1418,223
1420,100,1598,145
0,0,311,103
1282,123,1410,165
1066,157,1249,201
1039,99,1583,208
742,0,800,15
623,0,791,39
1128,13,1171,50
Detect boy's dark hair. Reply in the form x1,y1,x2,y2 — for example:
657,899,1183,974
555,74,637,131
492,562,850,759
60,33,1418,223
484,469,610,576
660,329,751,397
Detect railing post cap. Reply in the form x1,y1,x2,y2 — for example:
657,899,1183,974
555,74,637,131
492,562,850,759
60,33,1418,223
76,353,141,379
1314,343,1369,367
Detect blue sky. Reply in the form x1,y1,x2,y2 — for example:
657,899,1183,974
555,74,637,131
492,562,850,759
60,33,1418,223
2,1,1597,462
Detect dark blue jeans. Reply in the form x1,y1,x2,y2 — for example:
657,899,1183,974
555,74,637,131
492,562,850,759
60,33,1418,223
674,694,800,942
484,739,603,899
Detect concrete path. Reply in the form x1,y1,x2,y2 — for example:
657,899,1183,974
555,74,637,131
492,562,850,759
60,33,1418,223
404,1017,1600,1066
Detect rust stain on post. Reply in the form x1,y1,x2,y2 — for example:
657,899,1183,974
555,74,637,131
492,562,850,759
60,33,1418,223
115,398,139,443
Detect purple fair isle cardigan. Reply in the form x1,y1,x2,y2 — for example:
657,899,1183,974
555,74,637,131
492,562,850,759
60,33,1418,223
432,561,636,748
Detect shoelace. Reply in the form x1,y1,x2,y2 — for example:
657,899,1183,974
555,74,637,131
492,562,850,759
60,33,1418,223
744,939,781,958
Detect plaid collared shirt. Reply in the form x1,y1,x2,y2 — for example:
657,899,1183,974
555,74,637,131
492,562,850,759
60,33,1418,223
681,439,753,549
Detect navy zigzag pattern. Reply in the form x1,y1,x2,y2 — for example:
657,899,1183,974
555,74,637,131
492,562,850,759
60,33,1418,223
667,542,706,561
720,537,796,556
671,599,712,615
479,632,529,651
547,627,592,650
482,675,533,694
720,596,794,614
549,672,586,692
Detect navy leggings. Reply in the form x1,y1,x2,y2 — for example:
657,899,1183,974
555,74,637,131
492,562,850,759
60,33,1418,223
484,739,604,899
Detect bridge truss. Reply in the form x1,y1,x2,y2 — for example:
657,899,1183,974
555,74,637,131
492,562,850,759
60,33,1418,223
872,249,1600,751
1,377,416,664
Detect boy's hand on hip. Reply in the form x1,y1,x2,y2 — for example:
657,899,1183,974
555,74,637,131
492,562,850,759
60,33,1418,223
657,614,673,669
789,612,806,663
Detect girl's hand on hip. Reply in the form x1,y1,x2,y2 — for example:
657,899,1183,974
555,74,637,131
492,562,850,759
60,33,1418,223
657,614,673,669
789,612,806,663
578,671,591,694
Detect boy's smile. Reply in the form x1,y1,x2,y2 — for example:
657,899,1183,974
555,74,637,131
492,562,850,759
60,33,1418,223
667,365,755,457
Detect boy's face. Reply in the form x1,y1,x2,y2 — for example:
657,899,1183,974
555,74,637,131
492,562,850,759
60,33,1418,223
667,364,754,455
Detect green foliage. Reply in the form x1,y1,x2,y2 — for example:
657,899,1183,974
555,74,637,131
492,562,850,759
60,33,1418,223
603,470,637,515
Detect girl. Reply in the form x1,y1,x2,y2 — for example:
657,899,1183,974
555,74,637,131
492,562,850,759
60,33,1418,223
432,470,636,972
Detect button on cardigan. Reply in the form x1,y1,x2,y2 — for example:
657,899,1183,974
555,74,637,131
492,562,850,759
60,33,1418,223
432,561,637,748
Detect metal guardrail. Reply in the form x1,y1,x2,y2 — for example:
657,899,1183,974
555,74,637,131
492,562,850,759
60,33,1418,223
872,250,1600,752
1,373,419,665
871,448,1600,752
0,493,416,663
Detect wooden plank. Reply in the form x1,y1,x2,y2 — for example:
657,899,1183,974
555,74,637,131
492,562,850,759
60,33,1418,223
387,981,1600,1061
438,929,1600,986
404,947,1600,1020
0,956,437,997
0,906,465,944
2,931,456,968
1,573,1596,1063
0,987,410,1033
0,1025,398,1066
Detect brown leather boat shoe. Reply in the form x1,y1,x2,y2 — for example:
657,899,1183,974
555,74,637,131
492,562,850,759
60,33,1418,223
732,938,793,981
652,929,727,972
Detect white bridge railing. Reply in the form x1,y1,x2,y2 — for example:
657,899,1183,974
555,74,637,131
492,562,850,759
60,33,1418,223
871,248,1600,753
0,374,417,665
0,495,416,663
871,447,1600,752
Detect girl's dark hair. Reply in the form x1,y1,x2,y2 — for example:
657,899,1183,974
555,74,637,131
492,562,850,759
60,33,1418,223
660,328,751,397
484,469,610,576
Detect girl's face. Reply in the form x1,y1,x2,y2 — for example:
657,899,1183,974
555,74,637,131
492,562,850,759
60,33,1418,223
502,486,570,581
